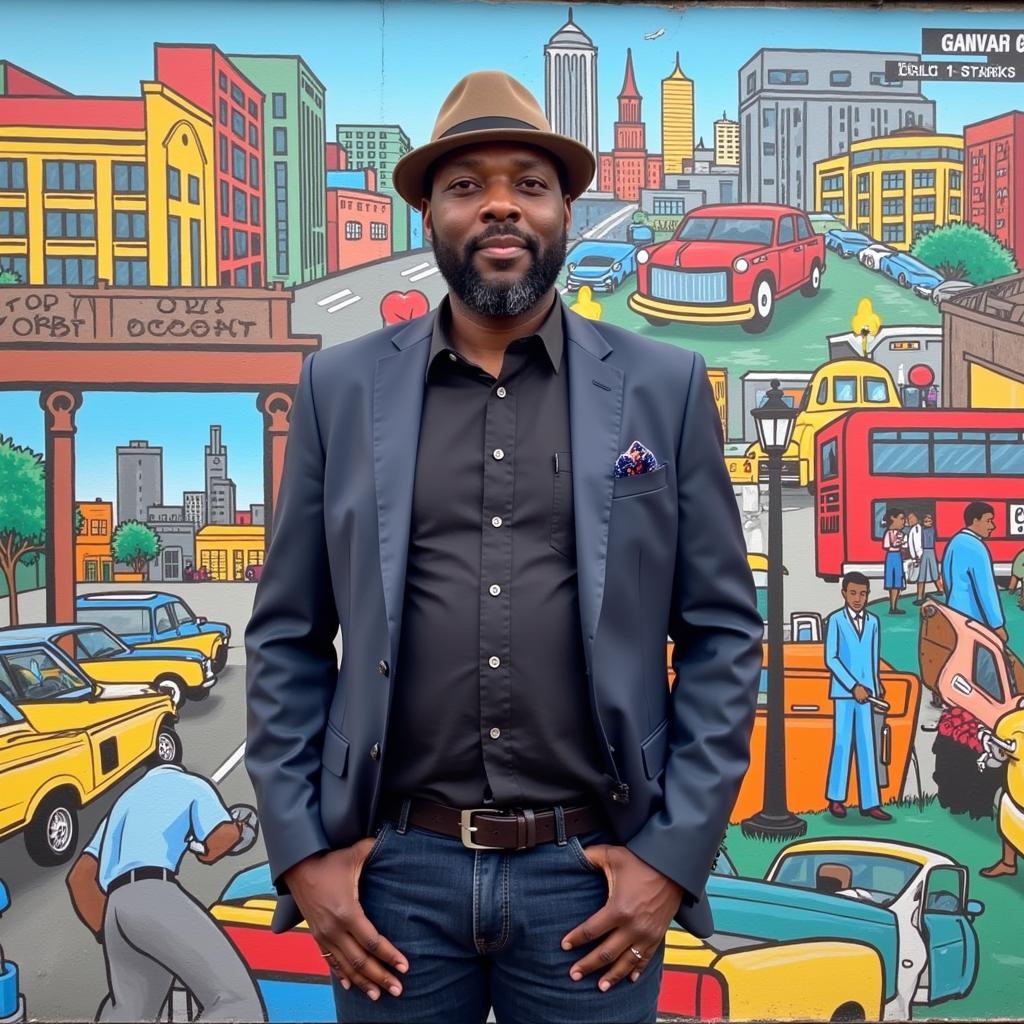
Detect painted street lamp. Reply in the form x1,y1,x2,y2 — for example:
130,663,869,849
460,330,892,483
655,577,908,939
742,380,807,840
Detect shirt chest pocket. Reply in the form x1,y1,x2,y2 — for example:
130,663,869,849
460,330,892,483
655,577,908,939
550,450,576,559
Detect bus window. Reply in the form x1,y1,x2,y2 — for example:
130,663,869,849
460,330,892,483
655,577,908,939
864,378,891,403
821,439,839,480
973,644,1004,703
870,432,929,474
834,377,857,403
816,378,828,405
992,432,1024,474
934,435,986,475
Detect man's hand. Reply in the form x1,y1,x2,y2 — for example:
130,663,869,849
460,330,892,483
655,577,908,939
851,683,871,704
283,840,408,1002
560,844,682,991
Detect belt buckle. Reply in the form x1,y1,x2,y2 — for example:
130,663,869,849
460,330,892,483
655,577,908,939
459,808,504,850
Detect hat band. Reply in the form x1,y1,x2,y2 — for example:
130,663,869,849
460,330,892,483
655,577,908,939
438,115,540,139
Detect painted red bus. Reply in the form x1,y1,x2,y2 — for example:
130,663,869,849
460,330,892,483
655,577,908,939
814,409,1024,581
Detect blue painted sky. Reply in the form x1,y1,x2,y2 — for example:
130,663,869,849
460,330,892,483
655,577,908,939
3,0,1024,507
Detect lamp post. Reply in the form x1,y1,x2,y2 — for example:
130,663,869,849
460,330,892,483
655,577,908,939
742,380,807,840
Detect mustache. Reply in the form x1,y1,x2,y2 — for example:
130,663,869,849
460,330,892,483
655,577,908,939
467,225,538,253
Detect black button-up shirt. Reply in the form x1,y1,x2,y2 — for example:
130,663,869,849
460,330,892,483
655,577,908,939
380,292,610,809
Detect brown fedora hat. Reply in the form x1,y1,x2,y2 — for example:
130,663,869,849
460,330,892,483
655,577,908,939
391,70,595,208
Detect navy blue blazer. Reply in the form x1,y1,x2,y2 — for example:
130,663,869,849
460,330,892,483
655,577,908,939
244,301,763,938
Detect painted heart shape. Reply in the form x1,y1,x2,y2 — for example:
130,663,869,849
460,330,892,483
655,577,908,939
380,289,430,325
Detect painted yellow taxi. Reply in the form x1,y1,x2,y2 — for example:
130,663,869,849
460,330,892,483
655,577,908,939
43,623,215,708
0,645,181,866
730,359,901,490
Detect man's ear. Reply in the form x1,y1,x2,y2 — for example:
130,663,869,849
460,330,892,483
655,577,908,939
421,199,432,243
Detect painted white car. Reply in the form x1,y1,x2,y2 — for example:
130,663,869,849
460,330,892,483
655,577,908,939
858,243,896,270
765,838,983,1021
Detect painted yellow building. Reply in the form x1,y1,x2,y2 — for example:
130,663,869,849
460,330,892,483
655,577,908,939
0,83,216,286
195,524,265,582
75,500,114,583
714,112,739,167
661,53,694,175
814,128,964,251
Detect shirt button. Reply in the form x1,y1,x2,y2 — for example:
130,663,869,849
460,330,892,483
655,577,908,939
448,352,457,362
370,743,381,760
493,448,505,460
488,655,500,669
496,386,507,398
489,584,501,596
377,659,389,677
491,516,503,528
489,727,501,740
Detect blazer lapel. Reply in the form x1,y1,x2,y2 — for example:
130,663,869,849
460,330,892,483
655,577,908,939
564,309,623,666
374,313,433,655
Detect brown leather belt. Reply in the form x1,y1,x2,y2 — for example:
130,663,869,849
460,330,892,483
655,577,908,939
377,795,605,850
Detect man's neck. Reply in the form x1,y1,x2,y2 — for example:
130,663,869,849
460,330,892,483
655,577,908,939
446,289,557,366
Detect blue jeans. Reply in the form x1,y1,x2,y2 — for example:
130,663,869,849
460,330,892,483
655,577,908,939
332,801,665,1023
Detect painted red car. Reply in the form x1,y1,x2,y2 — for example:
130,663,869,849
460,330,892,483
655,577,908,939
628,203,826,333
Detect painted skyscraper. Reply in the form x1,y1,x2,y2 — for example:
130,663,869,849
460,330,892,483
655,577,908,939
543,7,598,189
228,54,327,286
714,111,740,166
116,440,163,524
661,52,694,175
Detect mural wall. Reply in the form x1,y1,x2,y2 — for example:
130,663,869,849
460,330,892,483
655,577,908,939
2,1,1024,1019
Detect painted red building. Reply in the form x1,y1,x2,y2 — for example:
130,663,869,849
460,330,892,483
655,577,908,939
964,111,1024,268
597,50,663,201
325,142,348,172
154,44,266,287
0,60,71,97
326,187,392,271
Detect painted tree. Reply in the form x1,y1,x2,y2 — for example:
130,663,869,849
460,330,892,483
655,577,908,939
631,210,649,224
911,223,1018,284
0,436,46,626
0,268,21,285
111,520,161,578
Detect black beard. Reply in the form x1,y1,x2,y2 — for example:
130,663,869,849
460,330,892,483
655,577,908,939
432,226,567,317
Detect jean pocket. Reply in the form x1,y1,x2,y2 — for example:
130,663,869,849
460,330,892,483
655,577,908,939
567,832,603,874
362,821,393,871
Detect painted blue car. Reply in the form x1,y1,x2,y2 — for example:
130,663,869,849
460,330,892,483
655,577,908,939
879,251,944,291
824,229,873,258
0,880,26,1022
565,240,638,293
75,592,230,673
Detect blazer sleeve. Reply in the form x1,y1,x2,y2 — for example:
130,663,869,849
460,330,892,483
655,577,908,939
824,612,860,694
624,350,763,904
244,350,338,893
971,547,1006,630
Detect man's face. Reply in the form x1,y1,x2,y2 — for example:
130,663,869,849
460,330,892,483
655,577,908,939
972,512,997,538
908,512,919,525
843,582,869,611
422,142,572,317
924,515,933,527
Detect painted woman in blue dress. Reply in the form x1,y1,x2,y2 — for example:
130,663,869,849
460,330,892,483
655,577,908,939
881,508,907,615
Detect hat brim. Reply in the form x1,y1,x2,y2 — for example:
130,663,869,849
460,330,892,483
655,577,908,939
391,128,596,208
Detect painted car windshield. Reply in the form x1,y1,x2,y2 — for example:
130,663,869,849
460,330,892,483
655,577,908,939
577,255,615,267
81,608,150,635
772,851,920,905
72,628,128,659
4,649,88,700
677,217,774,245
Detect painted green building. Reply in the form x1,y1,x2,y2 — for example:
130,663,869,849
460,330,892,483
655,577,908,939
335,123,412,252
228,54,326,285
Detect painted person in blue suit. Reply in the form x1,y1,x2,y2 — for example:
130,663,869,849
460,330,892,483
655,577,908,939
824,572,892,822
942,501,1009,644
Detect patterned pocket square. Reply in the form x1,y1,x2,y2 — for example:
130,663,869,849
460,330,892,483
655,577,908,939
613,440,660,478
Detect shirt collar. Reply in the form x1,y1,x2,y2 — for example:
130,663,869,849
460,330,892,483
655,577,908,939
847,607,864,620
426,291,564,381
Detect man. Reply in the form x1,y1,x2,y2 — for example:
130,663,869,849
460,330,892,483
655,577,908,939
913,511,943,606
824,573,892,822
942,501,1009,643
65,763,263,1022
245,70,762,1024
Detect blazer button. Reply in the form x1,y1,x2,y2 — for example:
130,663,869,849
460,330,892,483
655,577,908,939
378,660,389,677
370,743,381,760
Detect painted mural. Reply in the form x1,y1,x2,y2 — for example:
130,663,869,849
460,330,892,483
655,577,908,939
2,1,1024,1020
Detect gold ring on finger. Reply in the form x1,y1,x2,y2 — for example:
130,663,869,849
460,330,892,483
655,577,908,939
629,946,644,961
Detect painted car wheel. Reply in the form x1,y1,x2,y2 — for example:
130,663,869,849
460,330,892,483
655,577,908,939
25,793,79,865
212,645,228,673
801,263,821,297
742,276,774,334
151,725,184,766
155,676,184,709
899,273,908,287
